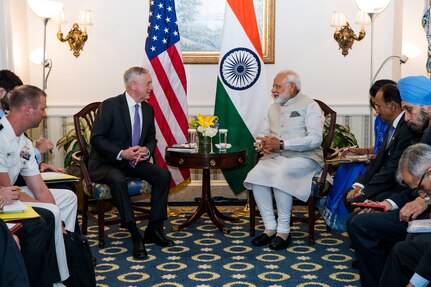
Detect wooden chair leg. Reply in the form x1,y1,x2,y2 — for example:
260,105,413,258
82,193,89,234
308,196,316,245
249,190,256,237
97,200,105,248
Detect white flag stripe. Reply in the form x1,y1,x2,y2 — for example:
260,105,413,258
151,75,188,143
218,4,268,137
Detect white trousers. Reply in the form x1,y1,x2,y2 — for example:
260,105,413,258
22,187,77,281
252,184,293,234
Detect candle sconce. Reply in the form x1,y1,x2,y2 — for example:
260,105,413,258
55,10,92,58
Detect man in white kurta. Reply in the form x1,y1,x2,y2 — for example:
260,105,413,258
244,70,324,250
0,85,78,282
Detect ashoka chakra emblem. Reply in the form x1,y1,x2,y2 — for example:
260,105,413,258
220,47,261,91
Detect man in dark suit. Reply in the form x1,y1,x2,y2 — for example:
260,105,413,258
379,143,431,287
344,83,419,205
348,76,431,287
89,67,172,259
0,218,29,287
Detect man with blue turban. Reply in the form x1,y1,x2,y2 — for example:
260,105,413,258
348,75,431,287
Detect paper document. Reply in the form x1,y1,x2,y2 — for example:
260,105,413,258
3,200,27,213
407,219,431,233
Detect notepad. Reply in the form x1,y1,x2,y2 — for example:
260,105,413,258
3,200,27,213
41,172,79,183
407,219,431,233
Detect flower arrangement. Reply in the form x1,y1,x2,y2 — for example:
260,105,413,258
189,114,219,153
189,113,219,138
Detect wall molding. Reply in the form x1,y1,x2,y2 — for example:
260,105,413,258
47,102,371,117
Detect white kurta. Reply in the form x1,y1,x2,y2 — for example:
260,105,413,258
0,116,76,281
244,93,324,202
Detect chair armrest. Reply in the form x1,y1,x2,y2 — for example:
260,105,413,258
72,151,93,192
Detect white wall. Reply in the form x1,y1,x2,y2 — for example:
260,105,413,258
3,0,429,118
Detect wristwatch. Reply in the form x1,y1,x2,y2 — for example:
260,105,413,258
279,140,284,150
424,195,431,206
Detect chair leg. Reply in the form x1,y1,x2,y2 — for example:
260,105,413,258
249,190,256,237
82,193,89,234
308,196,316,245
97,200,105,248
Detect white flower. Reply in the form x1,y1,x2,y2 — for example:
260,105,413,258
197,126,205,133
204,127,218,137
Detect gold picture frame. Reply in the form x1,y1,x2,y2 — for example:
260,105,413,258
178,0,275,64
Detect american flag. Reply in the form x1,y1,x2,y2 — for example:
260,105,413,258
144,0,190,189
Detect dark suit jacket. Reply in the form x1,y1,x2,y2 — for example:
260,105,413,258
89,93,157,173
389,127,431,208
356,115,420,198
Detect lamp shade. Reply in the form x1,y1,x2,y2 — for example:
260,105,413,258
79,10,93,25
355,0,391,14
355,11,371,25
402,42,421,60
28,0,64,19
29,48,45,65
330,11,346,27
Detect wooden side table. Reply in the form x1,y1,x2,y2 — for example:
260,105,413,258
165,148,248,234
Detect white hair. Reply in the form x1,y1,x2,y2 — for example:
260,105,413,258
277,70,301,91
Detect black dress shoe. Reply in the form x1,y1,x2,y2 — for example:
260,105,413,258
251,233,276,247
351,260,359,270
144,229,174,247
132,240,148,259
269,235,291,250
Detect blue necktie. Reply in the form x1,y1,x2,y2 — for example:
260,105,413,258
386,125,395,149
132,104,141,146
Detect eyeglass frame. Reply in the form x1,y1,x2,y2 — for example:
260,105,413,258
413,170,428,195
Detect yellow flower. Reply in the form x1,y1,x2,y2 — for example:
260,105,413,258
197,113,217,128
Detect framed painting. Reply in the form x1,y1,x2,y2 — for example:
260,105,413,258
176,0,275,64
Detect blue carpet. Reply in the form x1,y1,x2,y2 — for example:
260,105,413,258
87,207,360,287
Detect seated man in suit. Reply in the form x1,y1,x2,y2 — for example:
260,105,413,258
89,66,172,259
0,85,78,283
379,143,431,287
344,83,419,206
348,76,431,287
0,217,29,287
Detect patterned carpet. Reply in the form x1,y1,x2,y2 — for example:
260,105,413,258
86,206,360,287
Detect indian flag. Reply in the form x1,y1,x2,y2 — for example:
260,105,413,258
214,0,269,194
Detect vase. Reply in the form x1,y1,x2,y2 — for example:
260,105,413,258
198,133,212,153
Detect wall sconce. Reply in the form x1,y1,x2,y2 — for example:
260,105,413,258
330,11,371,56
54,10,92,58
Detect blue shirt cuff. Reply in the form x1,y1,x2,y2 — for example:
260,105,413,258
34,148,42,164
410,273,430,287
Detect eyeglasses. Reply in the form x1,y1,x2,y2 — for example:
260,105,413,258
413,170,428,195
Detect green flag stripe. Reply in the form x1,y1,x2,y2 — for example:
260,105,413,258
214,79,256,194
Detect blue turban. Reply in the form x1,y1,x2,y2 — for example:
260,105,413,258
398,76,431,105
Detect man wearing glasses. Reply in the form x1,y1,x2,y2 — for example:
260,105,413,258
348,76,431,287
379,143,431,287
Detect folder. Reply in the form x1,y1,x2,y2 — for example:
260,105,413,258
41,172,79,184
0,204,40,222
6,222,23,234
